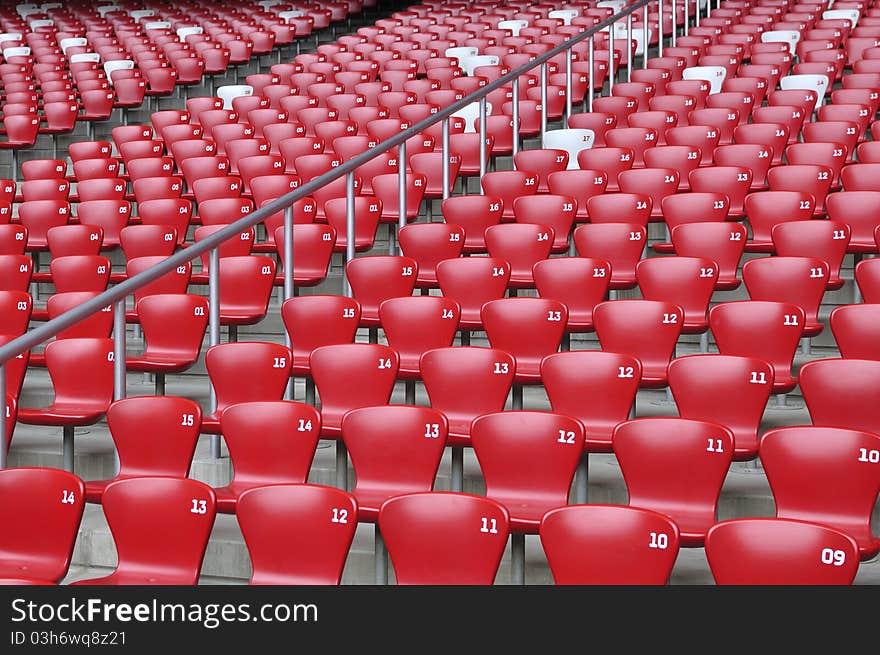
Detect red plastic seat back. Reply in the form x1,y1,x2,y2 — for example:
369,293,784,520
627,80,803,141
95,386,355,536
636,256,718,331
237,483,357,585
220,401,321,488
309,343,399,432
593,300,683,386
108,396,202,479
281,295,360,375
135,294,208,367
688,165,753,215
540,505,681,585
830,305,880,360
759,425,880,559
0,467,85,582
708,301,805,392
378,492,509,585
705,518,860,584
481,297,567,382
799,358,880,436
742,256,828,332
613,417,734,545
98,477,216,584
471,410,585,530
435,257,511,328
204,342,292,417
668,354,773,461
43,337,115,413
343,405,448,519
420,346,515,442
345,255,418,324
541,350,640,452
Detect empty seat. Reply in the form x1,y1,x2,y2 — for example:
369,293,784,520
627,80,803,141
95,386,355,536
343,405,448,523
281,295,360,378
705,518,860,585
540,505,681,585
200,342,292,434
481,297,567,384
830,305,880,360
613,417,734,546
742,256,828,337
709,301,805,395
759,425,880,561
0,467,85,584
83,396,203,504
378,492,510,585
668,354,773,461
636,256,718,334
213,401,321,513
237,483,358,585
379,296,460,379
346,255,418,327
17,338,114,472
71,477,216,585
593,300,683,388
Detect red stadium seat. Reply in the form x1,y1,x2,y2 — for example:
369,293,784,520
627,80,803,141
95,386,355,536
540,505,680,585
613,417,734,546
0,467,85,584
237,483,357,585
542,350,641,454
83,396,202,504
705,518,860,585
71,477,216,585
378,492,509,585
709,301,805,395
759,424,880,561
668,354,773,461
213,401,321,514
593,300,683,388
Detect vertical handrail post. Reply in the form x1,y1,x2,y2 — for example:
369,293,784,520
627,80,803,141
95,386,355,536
283,205,294,401
659,0,664,57
644,3,650,69
609,24,615,96
479,96,488,181
441,117,450,204
512,77,521,156
112,298,127,475
539,62,548,142
588,35,594,111
627,13,633,82
208,247,221,459
564,45,573,127
672,0,677,47
397,141,406,255
344,172,356,297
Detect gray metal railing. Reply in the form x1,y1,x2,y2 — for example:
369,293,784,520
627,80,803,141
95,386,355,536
0,0,700,470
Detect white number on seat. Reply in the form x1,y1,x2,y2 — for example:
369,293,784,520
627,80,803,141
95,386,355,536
424,423,440,438
61,490,76,505
297,419,313,432
557,430,576,444
706,438,724,453
190,499,207,514
821,548,846,566
480,517,498,534
858,448,880,463
331,508,348,524
181,413,195,427
493,362,509,375
648,532,668,549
